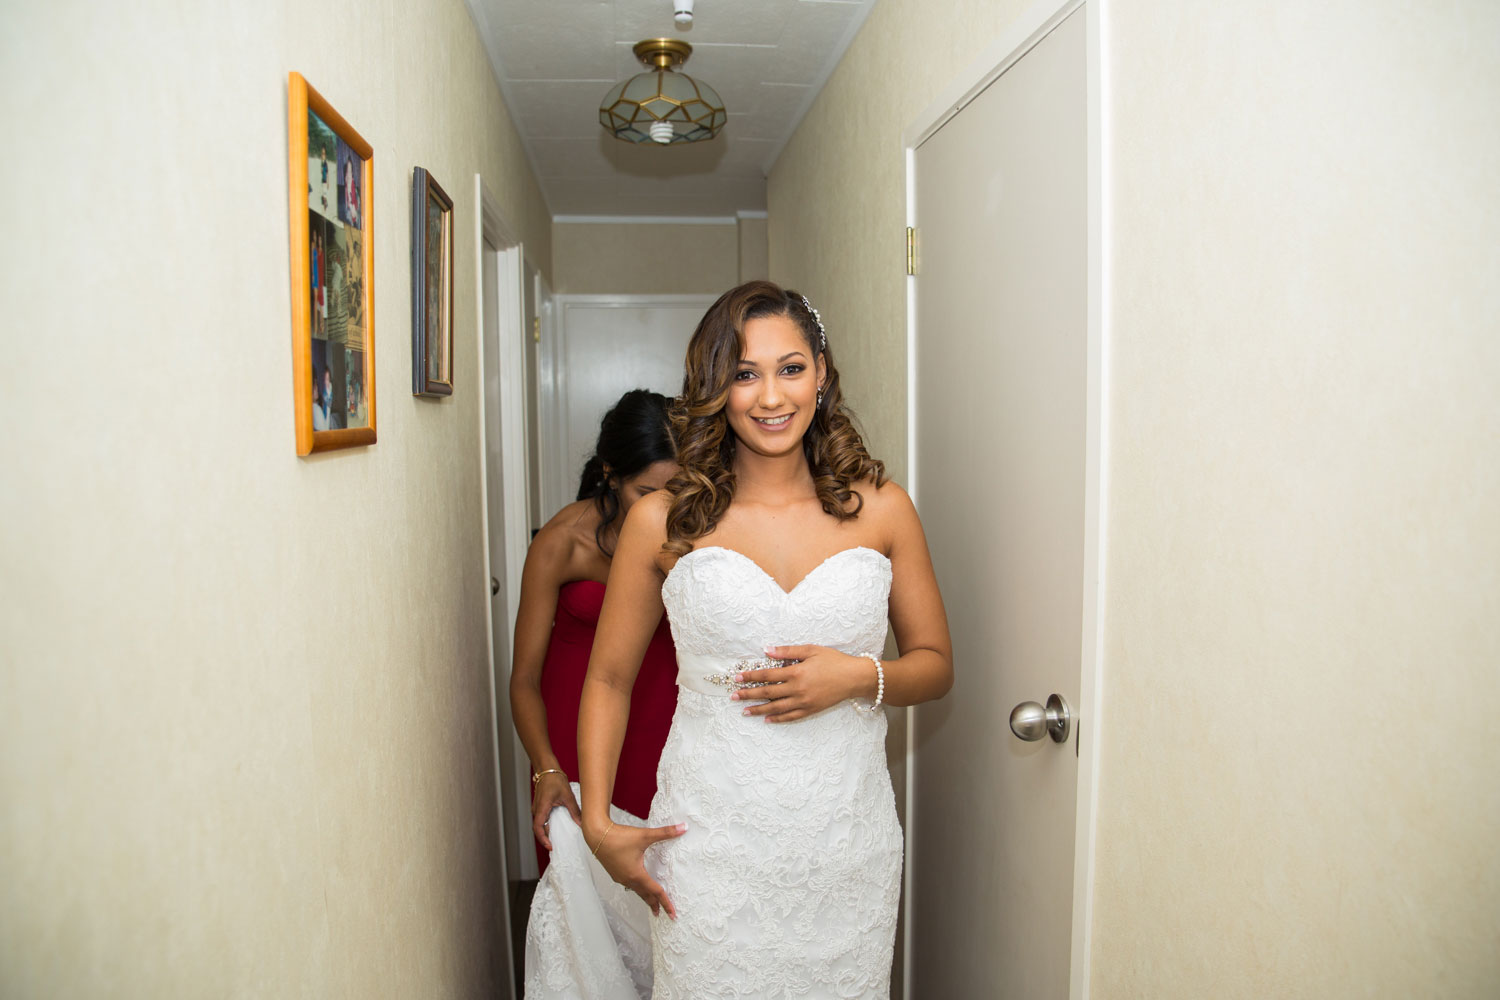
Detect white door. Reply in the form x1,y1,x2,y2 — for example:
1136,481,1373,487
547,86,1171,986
551,295,715,502
909,7,1098,997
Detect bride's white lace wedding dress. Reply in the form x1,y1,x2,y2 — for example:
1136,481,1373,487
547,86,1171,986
525,545,901,1000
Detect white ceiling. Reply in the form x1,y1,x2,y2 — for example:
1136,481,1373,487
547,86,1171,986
466,0,879,218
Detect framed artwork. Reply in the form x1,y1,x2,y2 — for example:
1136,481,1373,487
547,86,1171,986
287,72,375,455
411,167,454,397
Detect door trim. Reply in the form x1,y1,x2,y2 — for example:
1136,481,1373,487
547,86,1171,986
902,3,1109,997
474,173,528,995
532,269,563,525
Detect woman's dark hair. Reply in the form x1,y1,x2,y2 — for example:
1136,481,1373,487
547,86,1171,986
664,280,886,556
577,388,675,556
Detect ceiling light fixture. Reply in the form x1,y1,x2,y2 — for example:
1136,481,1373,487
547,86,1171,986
598,38,726,145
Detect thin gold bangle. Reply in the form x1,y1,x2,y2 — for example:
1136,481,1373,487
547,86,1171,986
531,767,565,788
590,820,617,857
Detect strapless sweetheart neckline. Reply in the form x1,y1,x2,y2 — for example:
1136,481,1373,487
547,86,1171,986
667,544,890,597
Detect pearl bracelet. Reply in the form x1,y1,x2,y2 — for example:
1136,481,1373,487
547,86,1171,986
853,654,884,714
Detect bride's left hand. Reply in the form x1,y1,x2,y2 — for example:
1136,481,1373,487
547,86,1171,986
732,645,873,723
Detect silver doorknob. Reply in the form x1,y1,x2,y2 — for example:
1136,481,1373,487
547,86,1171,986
1009,693,1072,744
490,576,500,596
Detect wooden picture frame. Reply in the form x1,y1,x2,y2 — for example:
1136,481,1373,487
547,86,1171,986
411,167,455,397
288,72,376,455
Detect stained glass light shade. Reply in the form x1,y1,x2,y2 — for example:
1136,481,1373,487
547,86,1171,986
600,39,727,145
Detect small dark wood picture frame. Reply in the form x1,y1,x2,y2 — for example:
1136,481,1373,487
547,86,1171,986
411,167,455,397
288,71,376,455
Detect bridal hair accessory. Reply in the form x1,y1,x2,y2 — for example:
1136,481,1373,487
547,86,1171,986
591,820,617,856
852,654,884,714
799,295,827,353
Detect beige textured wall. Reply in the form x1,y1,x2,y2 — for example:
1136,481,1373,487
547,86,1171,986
772,0,1500,996
737,216,769,282
551,221,739,294
0,0,549,995
1094,2,1499,995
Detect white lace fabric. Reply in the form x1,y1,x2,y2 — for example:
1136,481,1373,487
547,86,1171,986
647,546,901,999
523,546,901,1000
524,789,654,1000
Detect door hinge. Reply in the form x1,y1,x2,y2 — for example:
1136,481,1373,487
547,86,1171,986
532,316,540,343
906,227,917,276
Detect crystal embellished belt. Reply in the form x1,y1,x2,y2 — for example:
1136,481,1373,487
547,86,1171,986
703,657,789,693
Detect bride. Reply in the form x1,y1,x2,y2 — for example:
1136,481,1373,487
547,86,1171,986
569,280,954,998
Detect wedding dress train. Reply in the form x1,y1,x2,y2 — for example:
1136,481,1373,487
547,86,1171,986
524,788,652,1000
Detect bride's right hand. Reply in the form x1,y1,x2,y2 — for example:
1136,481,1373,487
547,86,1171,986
531,772,581,852
587,818,687,919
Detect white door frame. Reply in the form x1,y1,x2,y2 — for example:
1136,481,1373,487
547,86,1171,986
901,1,1109,996
533,269,562,524
474,173,533,992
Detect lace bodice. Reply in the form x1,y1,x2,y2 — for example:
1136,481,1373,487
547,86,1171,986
661,545,892,666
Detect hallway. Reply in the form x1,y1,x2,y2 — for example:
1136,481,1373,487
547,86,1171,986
3,1,1497,997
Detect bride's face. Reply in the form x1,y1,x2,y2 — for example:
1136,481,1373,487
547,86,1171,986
726,313,825,459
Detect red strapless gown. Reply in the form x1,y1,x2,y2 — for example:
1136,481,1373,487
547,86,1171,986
534,579,678,874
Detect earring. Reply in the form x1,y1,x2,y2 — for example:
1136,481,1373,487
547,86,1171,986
816,385,824,408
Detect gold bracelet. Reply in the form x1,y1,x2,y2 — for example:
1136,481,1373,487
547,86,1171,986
531,768,565,788
590,820,617,857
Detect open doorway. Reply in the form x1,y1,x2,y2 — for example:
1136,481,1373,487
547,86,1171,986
475,175,533,1000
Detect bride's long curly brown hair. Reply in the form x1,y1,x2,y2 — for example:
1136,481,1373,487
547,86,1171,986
664,280,886,556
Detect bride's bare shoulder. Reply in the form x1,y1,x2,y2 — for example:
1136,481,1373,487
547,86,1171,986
853,476,914,520
850,477,922,558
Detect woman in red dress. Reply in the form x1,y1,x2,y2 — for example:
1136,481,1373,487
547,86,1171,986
510,389,679,873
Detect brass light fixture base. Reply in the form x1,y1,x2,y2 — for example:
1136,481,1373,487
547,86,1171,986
633,38,693,69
